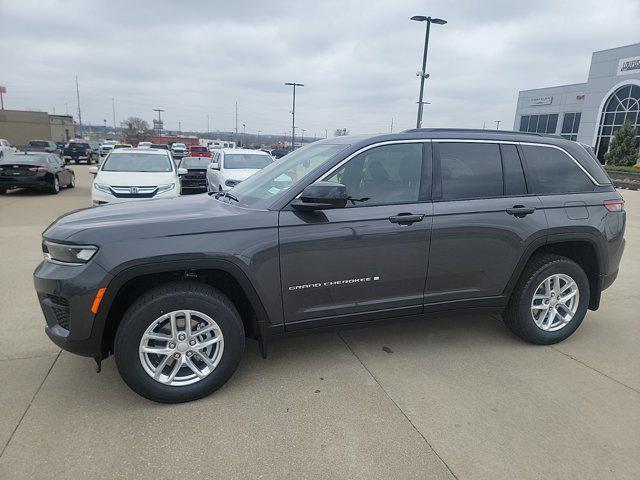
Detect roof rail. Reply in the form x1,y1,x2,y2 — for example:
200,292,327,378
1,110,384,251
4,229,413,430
401,128,547,136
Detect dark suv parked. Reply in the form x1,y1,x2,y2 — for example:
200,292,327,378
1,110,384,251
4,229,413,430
33,129,625,403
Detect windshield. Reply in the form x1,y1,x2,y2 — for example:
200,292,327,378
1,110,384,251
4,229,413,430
68,143,90,149
224,153,272,169
28,141,49,147
228,143,346,208
172,144,186,149
190,146,207,152
101,153,173,172
180,156,211,169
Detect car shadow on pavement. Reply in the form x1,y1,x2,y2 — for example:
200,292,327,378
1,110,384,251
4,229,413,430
46,313,517,408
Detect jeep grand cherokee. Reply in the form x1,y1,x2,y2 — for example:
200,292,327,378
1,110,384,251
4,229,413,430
34,129,625,403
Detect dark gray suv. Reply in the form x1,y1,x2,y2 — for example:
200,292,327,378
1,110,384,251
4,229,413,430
34,129,625,403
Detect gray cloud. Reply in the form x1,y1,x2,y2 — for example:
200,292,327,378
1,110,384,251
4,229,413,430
1,0,638,136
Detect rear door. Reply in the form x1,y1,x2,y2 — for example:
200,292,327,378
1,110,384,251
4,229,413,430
425,141,547,305
279,141,433,329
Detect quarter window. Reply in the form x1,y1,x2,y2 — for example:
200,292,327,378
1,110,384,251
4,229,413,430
438,143,503,200
325,143,423,207
521,145,594,194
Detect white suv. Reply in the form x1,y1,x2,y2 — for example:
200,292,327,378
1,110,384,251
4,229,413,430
0,139,17,157
206,148,273,192
89,148,186,205
170,142,188,159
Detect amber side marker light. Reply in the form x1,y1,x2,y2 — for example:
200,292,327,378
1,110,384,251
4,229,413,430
91,287,107,314
604,200,625,212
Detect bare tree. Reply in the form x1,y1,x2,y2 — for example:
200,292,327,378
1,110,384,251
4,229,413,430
334,128,349,137
121,117,149,133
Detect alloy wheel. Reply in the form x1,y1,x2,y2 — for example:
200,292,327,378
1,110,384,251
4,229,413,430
138,310,224,386
530,274,579,332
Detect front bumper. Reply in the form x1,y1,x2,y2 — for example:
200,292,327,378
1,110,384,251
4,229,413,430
34,258,111,358
91,184,179,205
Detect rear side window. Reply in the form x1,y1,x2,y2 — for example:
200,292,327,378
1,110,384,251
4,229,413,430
438,143,502,200
521,145,595,194
500,144,527,195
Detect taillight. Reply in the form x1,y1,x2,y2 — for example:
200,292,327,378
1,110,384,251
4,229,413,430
604,200,624,212
28,167,47,172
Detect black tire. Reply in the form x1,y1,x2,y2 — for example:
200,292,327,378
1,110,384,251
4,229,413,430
114,281,245,403
0,187,6,194
503,254,589,345
68,173,75,188
49,175,60,194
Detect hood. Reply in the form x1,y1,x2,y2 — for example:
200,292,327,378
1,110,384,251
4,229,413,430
224,168,261,182
95,171,177,187
42,194,276,244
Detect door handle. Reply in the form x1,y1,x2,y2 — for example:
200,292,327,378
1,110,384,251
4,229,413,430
506,205,535,217
389,213,425,225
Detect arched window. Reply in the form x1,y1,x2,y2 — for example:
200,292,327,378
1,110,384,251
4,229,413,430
596,84,640,162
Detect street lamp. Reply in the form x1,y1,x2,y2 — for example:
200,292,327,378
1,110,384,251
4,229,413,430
285,82,304,149
411,15,447,129
242,123,246,147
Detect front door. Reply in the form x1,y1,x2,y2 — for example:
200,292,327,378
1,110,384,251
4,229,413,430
279,142,433,330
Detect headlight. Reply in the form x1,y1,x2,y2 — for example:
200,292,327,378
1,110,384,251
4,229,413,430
225,179,240,187
43,241,98,265
94,183,111,194
157,183,176,193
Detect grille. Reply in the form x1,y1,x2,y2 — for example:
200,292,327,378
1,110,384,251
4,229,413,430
49,295,71,330
110,185,158,198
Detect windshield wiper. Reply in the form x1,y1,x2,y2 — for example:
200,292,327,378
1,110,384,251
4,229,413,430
212,191,239,202
348,196,370,205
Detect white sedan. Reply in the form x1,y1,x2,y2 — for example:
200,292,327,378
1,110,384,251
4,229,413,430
89,148,186,205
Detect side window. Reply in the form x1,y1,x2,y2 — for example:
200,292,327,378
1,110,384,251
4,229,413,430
325,143,423,207
500,144,527,195
521,145,595,194
438,143,502,200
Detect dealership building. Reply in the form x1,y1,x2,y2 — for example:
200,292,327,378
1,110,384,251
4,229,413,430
513,43,640,163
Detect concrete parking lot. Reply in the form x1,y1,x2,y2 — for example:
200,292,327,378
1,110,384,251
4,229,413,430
0,165,638,479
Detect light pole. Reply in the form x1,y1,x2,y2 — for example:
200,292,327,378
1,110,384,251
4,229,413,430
495,120,501,130
411,15,446,128
301,129,305,144
257,130,261,146
285,82,304,149
242,123,246,147
153,109,164,136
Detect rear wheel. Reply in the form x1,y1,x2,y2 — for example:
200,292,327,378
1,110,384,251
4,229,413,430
49,175,60,194
114,282,245,403
0,187,6,194
503,254,589,344
68,173,75,188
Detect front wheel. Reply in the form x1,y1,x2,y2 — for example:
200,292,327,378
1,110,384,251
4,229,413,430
114,282,245,403
503,254,589,344
67,173,75,188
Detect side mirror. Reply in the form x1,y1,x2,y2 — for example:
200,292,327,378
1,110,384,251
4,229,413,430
209,162,220,170
177,167,188,176
291,182,348,211
88,166,98,175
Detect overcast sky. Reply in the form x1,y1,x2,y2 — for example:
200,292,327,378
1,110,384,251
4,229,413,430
1,0,638,137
